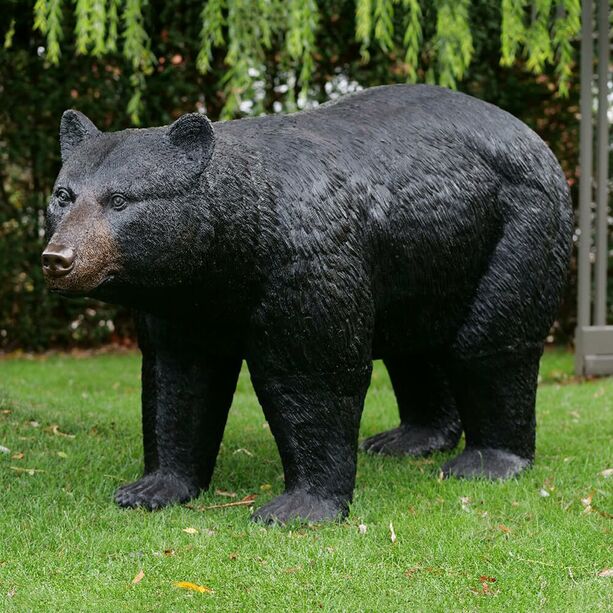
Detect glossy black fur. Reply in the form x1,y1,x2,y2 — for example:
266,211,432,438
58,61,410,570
44,85,572,523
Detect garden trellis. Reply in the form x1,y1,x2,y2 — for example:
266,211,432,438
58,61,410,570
575,0,611,375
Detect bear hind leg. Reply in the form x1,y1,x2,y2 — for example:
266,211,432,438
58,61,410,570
441,193,562,479
442,347,540,479
361,355,462,457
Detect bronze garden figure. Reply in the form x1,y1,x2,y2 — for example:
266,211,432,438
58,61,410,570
42,85,572,523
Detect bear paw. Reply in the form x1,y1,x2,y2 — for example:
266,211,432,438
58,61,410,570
361,424,460,457
114,470,199,510
252,491,347,525
441,448,531,480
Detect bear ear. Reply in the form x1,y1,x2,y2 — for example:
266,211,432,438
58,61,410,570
60,110,100,162
168,113,215,166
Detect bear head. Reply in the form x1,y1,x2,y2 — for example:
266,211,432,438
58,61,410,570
42,110,216,303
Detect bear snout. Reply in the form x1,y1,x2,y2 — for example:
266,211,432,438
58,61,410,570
41,243,76,278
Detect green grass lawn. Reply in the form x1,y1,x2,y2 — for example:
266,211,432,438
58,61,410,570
0,348,611,612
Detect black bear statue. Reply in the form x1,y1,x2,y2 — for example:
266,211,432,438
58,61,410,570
42,85,573,523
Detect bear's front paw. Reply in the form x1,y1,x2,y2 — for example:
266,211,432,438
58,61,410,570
252,490,348,525
361,424,460,457
114,470,199,510
442,448,531,480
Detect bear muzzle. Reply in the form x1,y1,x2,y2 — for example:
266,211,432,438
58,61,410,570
42,243,75,278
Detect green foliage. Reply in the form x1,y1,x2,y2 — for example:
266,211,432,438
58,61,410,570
525,0,553,73
501,0,580,95
74,0,92,55
122,0,155,122
552,0,581,97
501,0,528,66
356,0,373,60
287,0,319,103
105,0,120,53
23,0,582,119
196,0,224,74
435,0,474,88
33,0,63,62
0,1,583,350
402,0,422,82
373,0,395,52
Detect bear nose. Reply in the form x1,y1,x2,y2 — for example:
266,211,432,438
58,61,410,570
42,244,75,277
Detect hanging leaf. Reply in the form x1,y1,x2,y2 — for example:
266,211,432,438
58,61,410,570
356,0,373,60
74,0,92,55
526,0,554,73
435,0,473,89
501,0,527,67
403,0,422,82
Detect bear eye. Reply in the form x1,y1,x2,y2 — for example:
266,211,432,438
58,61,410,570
110,193,127,210
55,188,72,206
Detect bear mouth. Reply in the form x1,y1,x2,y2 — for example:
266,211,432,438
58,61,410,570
50,274,117,298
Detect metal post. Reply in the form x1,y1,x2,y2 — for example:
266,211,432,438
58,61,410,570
594,0,610,326
575,0,594,374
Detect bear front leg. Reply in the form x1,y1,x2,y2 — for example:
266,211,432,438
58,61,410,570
249,364,372,524
140,349,159,475
133,312,159,475
115,347,240,510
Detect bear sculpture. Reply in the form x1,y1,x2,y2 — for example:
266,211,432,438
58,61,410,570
43,85,572,523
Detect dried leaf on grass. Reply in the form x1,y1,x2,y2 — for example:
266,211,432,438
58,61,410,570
581,491,594,514
11,452,24,460
214,489,236,498
389,522,397,543
597,568,613,578
593,387,605,398
46,424,76,438
131,570,144,585
470,576,497,596
182,527,199,535
233,448,253,456
460,496,471,511
600,468,613,478
9,466,44,475
174,581,213,594
186,494,257,511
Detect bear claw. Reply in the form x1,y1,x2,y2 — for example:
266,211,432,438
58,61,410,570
252,490,347,525
361,424,460,457
115,470,199,510
442,448,531,480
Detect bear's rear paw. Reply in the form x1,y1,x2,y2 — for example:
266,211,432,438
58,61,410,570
361,424,460,457
115,470,199,510
252,490,348,525
442,448,531,480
